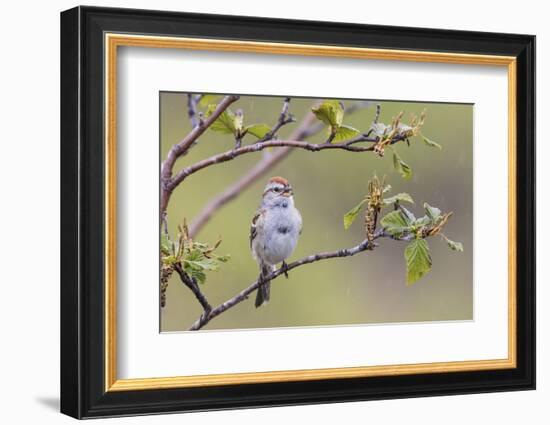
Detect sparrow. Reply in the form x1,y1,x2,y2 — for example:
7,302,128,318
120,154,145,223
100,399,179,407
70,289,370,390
250,176,302,308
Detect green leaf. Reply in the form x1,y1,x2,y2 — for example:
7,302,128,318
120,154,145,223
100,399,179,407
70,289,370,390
333,124,360,142
162,255,177,266
404,239,432,285
311,100,345,128
185,257,220,272
245,123,272,139
443,235,464,252
383,192,414,206
192,242,209,250
422,136,442,150
198,94,221,108
400,205,417,223
187,267,206,285
161,233,172,255
380,210,413,237
424,202,441,222
215,254,231,263
392,149,412,180
343,198,367,229
205,104,238,135
413,215,432,227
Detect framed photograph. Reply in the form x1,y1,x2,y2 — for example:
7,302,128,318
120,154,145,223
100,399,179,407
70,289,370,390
60,6,535,419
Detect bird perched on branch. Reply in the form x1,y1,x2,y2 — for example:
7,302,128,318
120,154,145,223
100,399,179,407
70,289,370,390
250,176,302,308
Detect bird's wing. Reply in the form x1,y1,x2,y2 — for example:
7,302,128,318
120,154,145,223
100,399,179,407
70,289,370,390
249,208,266,249
297,208,303,235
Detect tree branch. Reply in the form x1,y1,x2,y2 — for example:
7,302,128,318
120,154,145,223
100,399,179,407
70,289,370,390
169,134,402,191
188,101,373,237
160,94,240,214
189,232,398,331
174,263,212,313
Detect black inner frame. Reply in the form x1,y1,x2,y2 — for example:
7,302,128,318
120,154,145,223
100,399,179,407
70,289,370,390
60,6,535,419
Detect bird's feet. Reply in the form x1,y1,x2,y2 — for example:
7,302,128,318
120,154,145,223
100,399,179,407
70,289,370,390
282,261,289,279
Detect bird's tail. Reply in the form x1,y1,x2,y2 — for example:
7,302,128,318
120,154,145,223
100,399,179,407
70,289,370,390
255,263,274,308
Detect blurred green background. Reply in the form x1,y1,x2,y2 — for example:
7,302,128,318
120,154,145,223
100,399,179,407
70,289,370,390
160,92,473,332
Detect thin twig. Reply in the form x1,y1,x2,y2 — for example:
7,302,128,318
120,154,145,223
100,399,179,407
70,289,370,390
373,103,381,124
187,94,200,128
257,97,295,142
189,231,405,330
174,263,212,313
169,134,405,191
160,95,240,214
161,211,169,235
324,130,337,144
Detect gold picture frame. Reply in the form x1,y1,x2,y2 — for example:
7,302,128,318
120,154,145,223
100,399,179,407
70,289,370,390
105,34,517,392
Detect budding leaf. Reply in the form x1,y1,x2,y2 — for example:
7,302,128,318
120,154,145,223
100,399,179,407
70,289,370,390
381,210,413,237
404,238,432,285
206,104,238,135
371,122,389,137
443,235,464,252
397,123,415,138
245,124,272,139
190,269,207,285
178,228,231,285
392,149,412,180
188,258,220,272
383,192,414,206
198,94,222,108
333,124,361,142
343,198,367,229
215,254,231,263
162,255,177,266
161,233,172,256
311,100,345,128
422,136,442,150
424,202,442,222
184,251,220,284
233,111,244,133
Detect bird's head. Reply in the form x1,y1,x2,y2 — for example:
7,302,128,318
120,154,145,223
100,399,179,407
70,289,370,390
262,176,294,205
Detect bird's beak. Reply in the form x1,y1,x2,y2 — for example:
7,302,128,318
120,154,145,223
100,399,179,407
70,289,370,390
282,187,293,197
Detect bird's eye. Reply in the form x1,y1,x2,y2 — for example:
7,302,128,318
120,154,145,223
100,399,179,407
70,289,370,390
273,187,281,192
